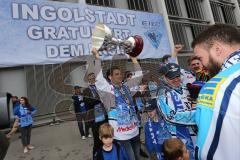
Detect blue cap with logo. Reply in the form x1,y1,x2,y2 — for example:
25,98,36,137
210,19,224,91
164,63,181,79
144,98,157,112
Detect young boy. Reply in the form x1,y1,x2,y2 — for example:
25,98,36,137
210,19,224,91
93,123,129,160
144,98,172,160
163,138,189,160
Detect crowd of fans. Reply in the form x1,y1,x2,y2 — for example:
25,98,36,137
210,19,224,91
1,24,240,160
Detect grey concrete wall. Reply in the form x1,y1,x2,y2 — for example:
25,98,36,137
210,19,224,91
0,67,27,97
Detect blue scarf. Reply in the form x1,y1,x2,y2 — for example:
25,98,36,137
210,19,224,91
113,83,139,126
148,117,172,160
89,85,105,122
169,90,195,159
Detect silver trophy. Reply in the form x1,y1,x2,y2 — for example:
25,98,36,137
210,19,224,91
92,23,144,57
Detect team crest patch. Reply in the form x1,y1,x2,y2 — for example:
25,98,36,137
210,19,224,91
144,30,162,49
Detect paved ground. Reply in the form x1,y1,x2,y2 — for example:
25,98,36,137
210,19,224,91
4,121,149,160
5,121,94,160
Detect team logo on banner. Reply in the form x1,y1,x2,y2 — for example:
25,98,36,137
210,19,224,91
144,30,162,49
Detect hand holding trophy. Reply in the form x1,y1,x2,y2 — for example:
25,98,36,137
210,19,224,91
91,23,144,57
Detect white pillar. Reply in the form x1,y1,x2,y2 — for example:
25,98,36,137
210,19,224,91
202,0,215,24
114,0,128,9
78,0,86,4
152,0,174,53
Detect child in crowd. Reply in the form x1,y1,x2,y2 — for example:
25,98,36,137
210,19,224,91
144,98,172,160
93,123,129,160
163,138,189,160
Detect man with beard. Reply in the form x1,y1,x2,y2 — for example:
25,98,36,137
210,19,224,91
158,24,240,160
192,24,240,160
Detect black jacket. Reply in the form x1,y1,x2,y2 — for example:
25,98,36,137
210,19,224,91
83,87,102,111
72,94,85,113
82,86,108,122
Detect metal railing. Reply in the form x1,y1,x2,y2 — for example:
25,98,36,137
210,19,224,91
184,0,205,20
165,0,182,16
127,0,152,12
165,0,209,54
210,0,237,24
86,0,115,7
170,20,209,52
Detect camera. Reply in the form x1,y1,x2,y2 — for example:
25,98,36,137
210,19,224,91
0,93,14,130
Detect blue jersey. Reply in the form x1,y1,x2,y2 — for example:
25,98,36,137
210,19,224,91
195,50,240,159
157,84,196,159
14,105,37,127
158,50,240,160
108,83,139,140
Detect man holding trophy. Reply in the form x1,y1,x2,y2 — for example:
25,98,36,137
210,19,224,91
89,23,144,160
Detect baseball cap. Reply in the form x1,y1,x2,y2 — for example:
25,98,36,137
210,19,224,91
159,64,168,75
164,63,181,79
162,55,171,63
144,98,157,112
74,85,81,89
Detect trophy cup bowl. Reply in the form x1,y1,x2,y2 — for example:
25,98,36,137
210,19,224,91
92,23,144,57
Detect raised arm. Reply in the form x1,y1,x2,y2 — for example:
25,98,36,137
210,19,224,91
125,57,143,94
90,48,115,111
167,44,184,64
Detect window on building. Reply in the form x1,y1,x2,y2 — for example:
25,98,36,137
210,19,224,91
127,0,152,12
170,22,190,51
184,0,204,20
210,0,237,25
165,0,182,16
191,24,208,38
166,0,208,52
86,0,115,7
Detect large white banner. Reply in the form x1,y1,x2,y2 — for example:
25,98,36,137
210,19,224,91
0,0,171,67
